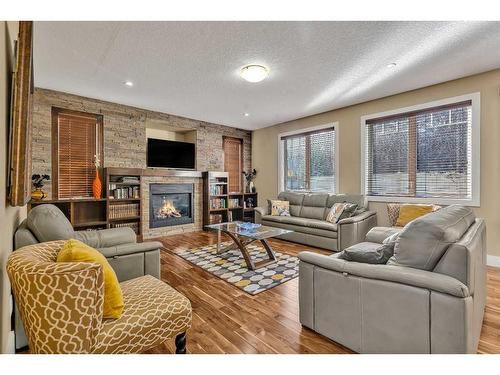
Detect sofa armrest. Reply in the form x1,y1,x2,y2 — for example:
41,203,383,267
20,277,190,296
365,226,403,244
337,211,377,250
298,251,470,298
75,227,137,248
254,206,269,224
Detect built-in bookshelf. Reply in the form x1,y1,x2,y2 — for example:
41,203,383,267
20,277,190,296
202,171,258,227
105,167,143,239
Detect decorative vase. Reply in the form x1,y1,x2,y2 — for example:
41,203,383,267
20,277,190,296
92,170,102,199
31,188,47,201
249,181,254,193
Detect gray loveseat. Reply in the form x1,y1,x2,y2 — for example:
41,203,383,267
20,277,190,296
13,204,163,349
299,205,486,353
255,192,377,251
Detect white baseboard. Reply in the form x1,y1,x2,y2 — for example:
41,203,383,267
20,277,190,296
487,255,500,268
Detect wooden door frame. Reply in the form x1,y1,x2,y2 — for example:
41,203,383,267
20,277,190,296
51,107,104,199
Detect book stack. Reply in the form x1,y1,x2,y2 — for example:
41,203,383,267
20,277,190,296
228,198,240,208
210,214,223,224
210,198,226,209
210,185,225,195
110,203,140,219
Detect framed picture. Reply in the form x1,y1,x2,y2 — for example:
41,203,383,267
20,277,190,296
8,21,33,206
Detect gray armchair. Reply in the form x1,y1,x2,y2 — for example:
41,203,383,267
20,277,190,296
13,204,163,349
299,205,486,353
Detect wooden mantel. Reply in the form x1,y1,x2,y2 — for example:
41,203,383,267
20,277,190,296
142,168,203,178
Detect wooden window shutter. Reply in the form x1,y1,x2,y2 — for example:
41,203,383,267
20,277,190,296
223,137,243,193
52,108,103,199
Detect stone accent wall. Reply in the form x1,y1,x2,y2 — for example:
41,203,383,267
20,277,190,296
141,176,203,239
32,88,252,198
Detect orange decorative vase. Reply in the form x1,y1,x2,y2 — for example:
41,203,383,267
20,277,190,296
92,171,102,199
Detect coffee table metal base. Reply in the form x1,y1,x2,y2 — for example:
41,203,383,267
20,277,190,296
216,229,277,271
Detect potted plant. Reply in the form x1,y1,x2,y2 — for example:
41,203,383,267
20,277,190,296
242,169,257,193
31,174,50,200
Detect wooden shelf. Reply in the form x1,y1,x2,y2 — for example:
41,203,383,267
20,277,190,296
203,171,257,226
74,220,108,228
108,198,141,202
109,216,141,222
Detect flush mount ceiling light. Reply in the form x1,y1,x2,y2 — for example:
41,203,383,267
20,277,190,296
244,113,250,117
386,62,397,68
124,80,134,87
240,65,269,83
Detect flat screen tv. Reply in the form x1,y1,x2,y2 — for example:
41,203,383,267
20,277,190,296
147,138,195,169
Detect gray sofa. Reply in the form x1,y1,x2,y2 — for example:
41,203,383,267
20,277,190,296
255,192,377,251
13,204,163,349
299,205,486,353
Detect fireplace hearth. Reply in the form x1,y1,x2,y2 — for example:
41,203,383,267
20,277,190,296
149,183,194,228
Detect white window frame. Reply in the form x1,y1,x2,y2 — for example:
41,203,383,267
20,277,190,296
278,122,339,195
360,93,480,207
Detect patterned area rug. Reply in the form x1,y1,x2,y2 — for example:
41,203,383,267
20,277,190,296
176,242,299,295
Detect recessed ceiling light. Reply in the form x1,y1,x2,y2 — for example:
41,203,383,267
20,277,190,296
244,113,250,117
240,65,269,83
124,80,134,87
386,63,397,68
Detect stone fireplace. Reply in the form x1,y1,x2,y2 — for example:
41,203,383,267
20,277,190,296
149,183,194,228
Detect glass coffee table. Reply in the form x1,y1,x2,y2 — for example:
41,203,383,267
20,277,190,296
205,221,293,270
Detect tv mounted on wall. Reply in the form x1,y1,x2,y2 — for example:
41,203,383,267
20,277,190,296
147,138,196,169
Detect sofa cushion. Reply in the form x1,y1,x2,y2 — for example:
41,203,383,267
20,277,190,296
387,205,476,271
338,241,395,264
26,204,75,242
262,217,338,239
278,192,304,216
301,193,329,220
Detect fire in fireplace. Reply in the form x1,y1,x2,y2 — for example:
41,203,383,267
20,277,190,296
150,183,194,228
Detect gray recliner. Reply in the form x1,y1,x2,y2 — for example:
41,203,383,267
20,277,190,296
299,205,486,353
14,204,163,349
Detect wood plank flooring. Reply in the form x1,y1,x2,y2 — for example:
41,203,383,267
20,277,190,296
145,231,500,354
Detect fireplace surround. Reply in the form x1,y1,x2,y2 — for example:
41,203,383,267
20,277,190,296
149,183,194,228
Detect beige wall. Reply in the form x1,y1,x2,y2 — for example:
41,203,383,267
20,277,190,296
253,69,500,257
0,21,26,354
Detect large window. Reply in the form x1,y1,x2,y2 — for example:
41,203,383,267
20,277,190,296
52,108,103,199
279,125,336,193
362,94,480,205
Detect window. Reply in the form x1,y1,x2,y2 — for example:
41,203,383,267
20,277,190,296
362,94,480,205
223,136,243,193
52,108,103,199
279,125,336,193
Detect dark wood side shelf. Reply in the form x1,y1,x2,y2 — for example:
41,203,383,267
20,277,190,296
202,171,258,227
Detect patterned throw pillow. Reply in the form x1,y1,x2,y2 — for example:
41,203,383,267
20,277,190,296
326,203,347,223
338,203,358,221
270,200,291,216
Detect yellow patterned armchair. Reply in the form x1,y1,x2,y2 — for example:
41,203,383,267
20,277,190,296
7,241,192,354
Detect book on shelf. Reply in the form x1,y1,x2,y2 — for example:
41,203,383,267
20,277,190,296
209,185,225,195
109,203,140,219
228,210,233,222
210,214,223,224
228,198,240,208
210,197,226,209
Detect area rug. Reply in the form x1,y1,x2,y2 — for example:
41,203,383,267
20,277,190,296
176,242,299,295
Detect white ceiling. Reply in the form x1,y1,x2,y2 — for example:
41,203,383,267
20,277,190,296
34,21,500,130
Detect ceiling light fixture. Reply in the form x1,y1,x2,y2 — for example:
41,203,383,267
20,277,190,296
124,80,134,87
386,63,397,68
240,65,269,83
244,113,250,117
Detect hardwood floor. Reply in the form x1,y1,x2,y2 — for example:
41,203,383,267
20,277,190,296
145,231,500,354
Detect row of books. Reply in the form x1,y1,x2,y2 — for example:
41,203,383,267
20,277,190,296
111,222,139,234
209,212,255,224
109,203,140,219
210,198,227,209
209,214,223,224
209,185,225,195
110,186,140,199
227,198,241,208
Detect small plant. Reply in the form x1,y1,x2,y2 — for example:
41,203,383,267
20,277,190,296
242,169,257,183
31,174,50,189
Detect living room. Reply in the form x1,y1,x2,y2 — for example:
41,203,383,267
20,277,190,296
1,1,500,372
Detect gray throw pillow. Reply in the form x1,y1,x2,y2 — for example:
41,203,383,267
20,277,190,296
337,203,358,221
338,242,395,264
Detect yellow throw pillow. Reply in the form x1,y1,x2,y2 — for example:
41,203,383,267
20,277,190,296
57,239,124,319
395,204,434,227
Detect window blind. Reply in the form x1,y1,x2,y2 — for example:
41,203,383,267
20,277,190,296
282,128,335,193
223,137,243,193
54,109,103,199
364,100,472,199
